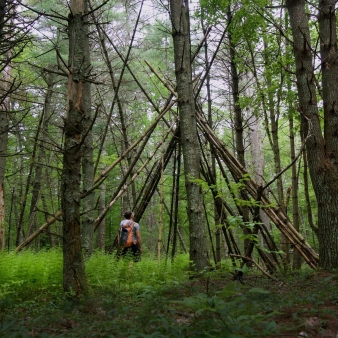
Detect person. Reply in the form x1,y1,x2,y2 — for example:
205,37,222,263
119,210,142,261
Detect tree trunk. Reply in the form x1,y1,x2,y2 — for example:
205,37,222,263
27,75,55,250
289,114,301,269
62,0,89,296
171,143,181,260
202,21,221,264
14,120,25,245
301,119,318,239
96,146,106,250
246,95,271,234
0,70,8,251
286,0,338,269
262,38,289,264
81,0,94,256
227,6,251,257
169,0,208,270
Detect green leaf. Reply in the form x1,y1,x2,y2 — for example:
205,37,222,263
248,288,270,294
220,282,239,297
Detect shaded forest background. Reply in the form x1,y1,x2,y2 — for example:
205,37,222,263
1,0,337,294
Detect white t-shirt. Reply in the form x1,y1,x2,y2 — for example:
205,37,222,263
120,219,140,243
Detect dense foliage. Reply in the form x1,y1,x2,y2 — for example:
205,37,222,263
1,251,338,337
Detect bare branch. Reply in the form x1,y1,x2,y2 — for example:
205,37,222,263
83,0,111,18
17,1,69,21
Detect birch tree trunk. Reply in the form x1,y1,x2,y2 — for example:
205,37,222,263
286,0,338,269
61,0,89,296
169,0,208,270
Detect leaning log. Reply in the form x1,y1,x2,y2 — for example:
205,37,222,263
196,110,318,268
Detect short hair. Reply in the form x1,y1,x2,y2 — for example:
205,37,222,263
124,210,133,219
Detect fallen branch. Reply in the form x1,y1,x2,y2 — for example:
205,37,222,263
229,254,277,281
15,211,62,252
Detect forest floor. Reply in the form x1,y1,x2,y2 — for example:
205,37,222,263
1,265,338,337
259,271,338,338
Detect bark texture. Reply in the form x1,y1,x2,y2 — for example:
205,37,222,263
169,0,208,270
286,0,338,269
62,0,89,296
81,0,94,256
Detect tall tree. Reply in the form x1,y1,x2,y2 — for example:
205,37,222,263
226,5,251,256
81,0,94,256
286,0,338,269
169,0,208,270
61,0,89,296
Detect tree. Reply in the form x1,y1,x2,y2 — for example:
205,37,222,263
61,0,90,296
169,0,208,270
80,0,94,257
226,5,252,258
286,0,338,269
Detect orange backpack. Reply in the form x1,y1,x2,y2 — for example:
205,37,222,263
118,221,135,248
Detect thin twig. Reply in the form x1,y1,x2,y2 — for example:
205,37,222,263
262,116,312,192
229,254,277,280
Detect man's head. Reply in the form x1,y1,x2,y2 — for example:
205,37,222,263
124,210,133,219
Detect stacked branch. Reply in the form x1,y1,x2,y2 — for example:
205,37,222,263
196,110,318,268
200,149,281,272
94,122,176,230
104,126,180,253
133,127,180,221
145,57,318,269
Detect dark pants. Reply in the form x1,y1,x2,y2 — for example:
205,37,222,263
121,243,140,262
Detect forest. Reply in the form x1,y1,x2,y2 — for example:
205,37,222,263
1,0,338,337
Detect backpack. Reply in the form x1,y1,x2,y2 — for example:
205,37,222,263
118,221,135,248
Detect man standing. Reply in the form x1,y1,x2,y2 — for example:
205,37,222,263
119,210,142,260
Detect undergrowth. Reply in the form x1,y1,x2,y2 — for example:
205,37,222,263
1,250,338,337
